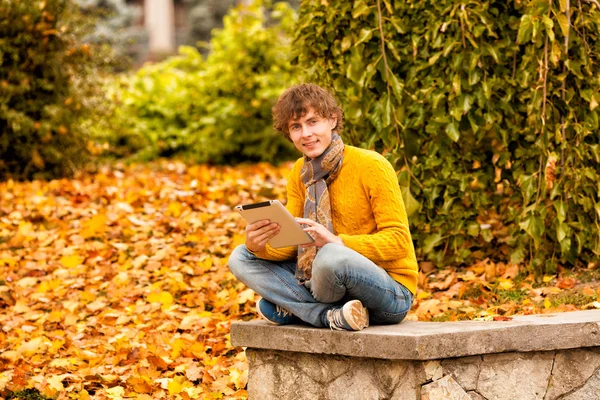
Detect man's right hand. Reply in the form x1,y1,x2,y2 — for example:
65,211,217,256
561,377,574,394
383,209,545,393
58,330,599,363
245,219,280,253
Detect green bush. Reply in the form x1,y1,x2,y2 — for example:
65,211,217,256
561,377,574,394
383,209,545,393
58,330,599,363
95,0,298,164
294,0,600,274
0,0,108,180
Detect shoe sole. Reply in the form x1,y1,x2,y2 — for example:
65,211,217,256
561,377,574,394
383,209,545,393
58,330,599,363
343,300,369,330
256,298,281,325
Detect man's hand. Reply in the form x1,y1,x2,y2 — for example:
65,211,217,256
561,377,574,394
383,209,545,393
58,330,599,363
296,218,343,248
246,219,280,253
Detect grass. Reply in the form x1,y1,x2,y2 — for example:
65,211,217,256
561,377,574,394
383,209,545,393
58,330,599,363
495,288,528,303
548,291,596,308
4,389,54,400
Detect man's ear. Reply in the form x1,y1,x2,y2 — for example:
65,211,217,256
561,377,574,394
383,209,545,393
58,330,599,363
330,117,338,130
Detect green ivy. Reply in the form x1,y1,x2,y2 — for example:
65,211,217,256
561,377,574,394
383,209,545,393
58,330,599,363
94,0,298,164
294,0,600,274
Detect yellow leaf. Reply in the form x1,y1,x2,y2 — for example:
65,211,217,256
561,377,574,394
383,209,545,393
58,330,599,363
0,257,17,267
237,288,255,304
544,297,552,309
60,254,83,268
498,279,514,290
82,213,106,238
105,386,125,399
231,232,246,248
542,275,554,283
417,291,432,300
46,375,65,391
167,378,184,395
229,368,247,390
171,338,185,359
147,291,174,310
37,279,61,293
167,202,182,217
19,337,45,356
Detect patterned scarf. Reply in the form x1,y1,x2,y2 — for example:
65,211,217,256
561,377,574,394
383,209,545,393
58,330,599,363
296,133,344,282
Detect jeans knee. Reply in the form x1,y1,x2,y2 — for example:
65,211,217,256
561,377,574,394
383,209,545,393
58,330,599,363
312,243,349,281
227,244,251,277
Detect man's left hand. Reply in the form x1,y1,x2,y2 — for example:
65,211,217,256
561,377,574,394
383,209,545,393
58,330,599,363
295,218,344,248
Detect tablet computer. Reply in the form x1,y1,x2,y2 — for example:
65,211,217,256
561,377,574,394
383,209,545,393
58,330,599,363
235,200,314,248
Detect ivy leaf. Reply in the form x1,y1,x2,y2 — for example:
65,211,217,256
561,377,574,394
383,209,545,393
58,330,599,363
400,186,421,217
559,0,568,12
355,28,373,46
382,94,393,128
388,72,404,103
554,199,566,222
556,221,569,242
467,223,480,237
341,36,353,53
517,15,533,44
484,43,500,63
520,214,545,249
423,232,443,254
352,1,371,19
556,14,569,38
462,94,474,115
445,121,460,142
542,15,555,42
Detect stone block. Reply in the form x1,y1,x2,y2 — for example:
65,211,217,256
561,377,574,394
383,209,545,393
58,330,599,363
441,356,482,391
327,369,381,400
232,310,600,361
248,361,321,400
424,360,443,381
545,348,600,400
296,353,352,384
421,375,471,400
560,369,600,400
387,360,428,400
466,392,486,400
477,352,554,400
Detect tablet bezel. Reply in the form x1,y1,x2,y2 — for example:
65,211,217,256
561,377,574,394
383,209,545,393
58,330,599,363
235,200,314,248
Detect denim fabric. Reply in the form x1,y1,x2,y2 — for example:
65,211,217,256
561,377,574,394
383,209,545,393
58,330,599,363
228,243,414,328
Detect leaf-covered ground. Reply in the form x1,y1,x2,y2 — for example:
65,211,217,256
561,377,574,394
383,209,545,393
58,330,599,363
1,161,599,399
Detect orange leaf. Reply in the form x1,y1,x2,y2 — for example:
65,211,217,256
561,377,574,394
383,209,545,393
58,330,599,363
556,278,575,289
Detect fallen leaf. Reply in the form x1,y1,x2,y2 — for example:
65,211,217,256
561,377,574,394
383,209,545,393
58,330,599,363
556,278,575,289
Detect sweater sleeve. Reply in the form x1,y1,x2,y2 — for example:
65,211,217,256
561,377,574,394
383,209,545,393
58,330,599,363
338,155,412,262
250,159,304,261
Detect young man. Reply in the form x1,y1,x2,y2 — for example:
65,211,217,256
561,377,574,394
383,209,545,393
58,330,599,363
228,83,418,331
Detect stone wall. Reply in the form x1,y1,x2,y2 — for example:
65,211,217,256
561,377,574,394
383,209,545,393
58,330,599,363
246,347,600,400
232,311,600,400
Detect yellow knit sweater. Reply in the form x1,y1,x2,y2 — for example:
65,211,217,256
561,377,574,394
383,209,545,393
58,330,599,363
252,145,418,294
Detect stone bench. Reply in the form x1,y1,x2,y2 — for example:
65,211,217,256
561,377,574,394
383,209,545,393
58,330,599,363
231,310,600,400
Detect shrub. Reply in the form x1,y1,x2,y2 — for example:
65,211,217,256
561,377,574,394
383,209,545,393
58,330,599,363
96,0,298,164
0,0,108,180
294,0,600,274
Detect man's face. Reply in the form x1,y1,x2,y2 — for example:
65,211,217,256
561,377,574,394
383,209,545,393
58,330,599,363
288,107,337,159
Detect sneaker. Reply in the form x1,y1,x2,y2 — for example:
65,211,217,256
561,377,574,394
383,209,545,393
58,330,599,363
326,300,369,331
256,298,296,325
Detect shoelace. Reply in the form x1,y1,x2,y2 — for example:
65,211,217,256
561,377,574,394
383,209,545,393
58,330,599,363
276,305,291,317
326,308,345,330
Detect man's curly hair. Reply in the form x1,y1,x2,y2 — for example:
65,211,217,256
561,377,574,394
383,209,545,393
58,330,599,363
272,83,344,141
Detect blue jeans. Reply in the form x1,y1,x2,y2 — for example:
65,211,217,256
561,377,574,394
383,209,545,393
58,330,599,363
228,243,414,328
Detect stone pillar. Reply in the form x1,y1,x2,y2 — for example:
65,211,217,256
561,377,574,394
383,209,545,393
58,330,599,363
144,0,175,55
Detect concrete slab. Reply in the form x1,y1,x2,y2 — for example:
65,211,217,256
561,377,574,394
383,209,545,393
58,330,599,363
231,310,600,360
